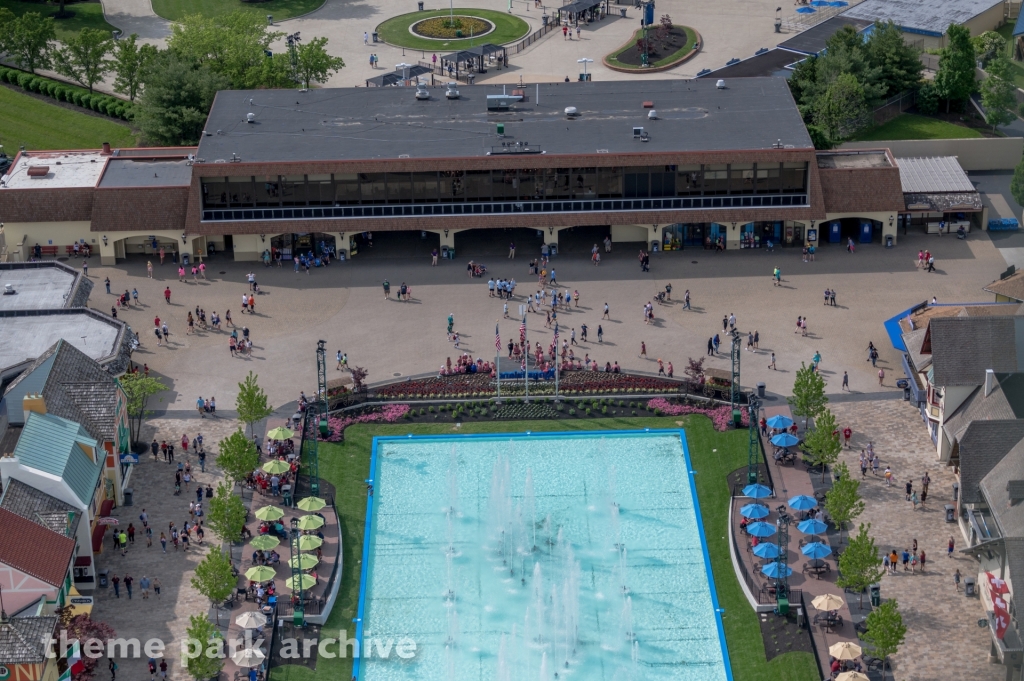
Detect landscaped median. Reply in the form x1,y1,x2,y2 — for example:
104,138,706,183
375,9,530,51
603,20,700,73
0,66,135,122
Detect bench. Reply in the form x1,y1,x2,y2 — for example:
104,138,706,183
38,246,58,258
65,245,91,257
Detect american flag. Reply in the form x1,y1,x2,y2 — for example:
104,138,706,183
519,318,526,345
495,324,501,351
553,323,559,343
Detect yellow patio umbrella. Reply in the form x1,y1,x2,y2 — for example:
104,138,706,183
250,535,280,551
296,514,325,531
296,497,327,512
298,535,323,551
828,641,863,660
288,554,319,570
283,574,316,591
266,427,295,441
811,593,845,611
262,459,290,475
254,505,285,521
244,566,277,582
836,673,870,681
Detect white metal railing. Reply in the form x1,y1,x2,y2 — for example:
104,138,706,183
779,0,869,33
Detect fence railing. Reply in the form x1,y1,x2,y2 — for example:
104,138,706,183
872,89,916,125
508,21,556,55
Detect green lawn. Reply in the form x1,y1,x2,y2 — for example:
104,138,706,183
0,85,136,150
850,113,984,141
606,26,699,70
993,23,1024,89
375,9,530,51
272,416,819,681
0,0,119,41
150,0,324,22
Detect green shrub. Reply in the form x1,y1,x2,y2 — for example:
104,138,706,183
585,408,591,416
428,405,435,413
99,98,111,114
0,67,7,81
602,406,608,414
72,91,83,106
653,409,661,416
17,73,32,88
556,404,564,411
91,97,102,112
631,410,637,416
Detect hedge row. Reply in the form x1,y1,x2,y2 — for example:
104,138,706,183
0,66,135,121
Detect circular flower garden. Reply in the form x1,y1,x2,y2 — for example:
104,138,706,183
412,15,494,39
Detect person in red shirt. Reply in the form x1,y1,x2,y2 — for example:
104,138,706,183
843,427,852,448
164,287,171,303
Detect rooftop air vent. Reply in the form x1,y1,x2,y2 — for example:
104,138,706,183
642,101,654,108
1009,480,1024,502
3,283,15,295
647,110,657,120
716,79,726,89
246,113,255,123
27,166,49,177
564,106,579,118
632,126,644,138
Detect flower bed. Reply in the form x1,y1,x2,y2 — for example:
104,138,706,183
319,404,411,442
647,398,749,431
412,15,492,38
372,372,686,400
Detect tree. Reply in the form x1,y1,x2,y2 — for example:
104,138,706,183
823,462,865,542
935,24,976,113
862,599,907,680
865,21,924,97
60,615,116,681
295,36,345,89
191,547,235,624
788,362,828,428
216,428,260,486
813,72,868,142
805,124,832,150
118,373,166,448
1012,153,1024,208
350,366,369,392
206,483,248,543
53,28,112,94
112,34,156,101
802,408,842,482
836,523,886,609
236,371,273,436
168,11,289,89
981,57,1017,131
183,614,224,680
972,30,1007,67
3,12,56,74
136,50,229,145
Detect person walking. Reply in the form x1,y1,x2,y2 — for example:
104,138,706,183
927,255,936,272
884,466,893,486
919,549,926,573
768,352,776,370
948,536,955,558
639,341,647,359
111,573,121,598
597,325,603,343
878,367,885,386
432,248,438,266
124,573,133,599
509,242,516,259
954,568,962,591
842,371,849,391
140,575,151,599
383,280,391,300
708,337,715,357
153,577,161,598
683,290,690,310
164,287,171,304
603,302,610,319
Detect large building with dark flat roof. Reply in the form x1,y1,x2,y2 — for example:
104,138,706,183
0,77,968,263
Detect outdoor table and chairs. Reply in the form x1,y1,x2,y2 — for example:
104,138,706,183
773,447,797,465
812,610,844,632
803,558,832,577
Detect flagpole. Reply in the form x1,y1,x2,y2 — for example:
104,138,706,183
495,321,501,405
524,314,529,402
554,322,559,401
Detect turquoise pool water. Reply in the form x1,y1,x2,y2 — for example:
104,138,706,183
357,431,730,681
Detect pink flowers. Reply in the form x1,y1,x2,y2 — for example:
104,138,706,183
319,404,411,441
647,398,749,431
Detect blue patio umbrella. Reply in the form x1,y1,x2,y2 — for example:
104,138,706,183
761,562,794,578
798,518,828,535
752,542,782,559
766,415,793,430
746,521,777,538
741,503,770,519
801,542,834,559
795,6,816,11
771,433,800,448
743,483,773,499
828,1,848,6
810,0,830,6
788,495,818,511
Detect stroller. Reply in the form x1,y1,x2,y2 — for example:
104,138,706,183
654,291,668,305
956,226,967,240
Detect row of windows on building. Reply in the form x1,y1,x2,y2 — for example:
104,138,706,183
201,163,809,209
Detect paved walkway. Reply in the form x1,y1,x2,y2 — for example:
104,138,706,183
828,399,1001,681
86,230,1008,410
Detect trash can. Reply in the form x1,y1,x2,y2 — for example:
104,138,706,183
468,74,475,85
619,7,627,16
775,597,789,616
965,576,976,597
549,243,557,256
372,32,379,42
903,387,911,401
99,569,109,588
441,245,450,259
417,0,424,8
953,482,959,502
182,253,190,266
885,235,894,248
542,13,549,25
732,409,742,427
651,240,659,252
123,487,134,506
757,382,766,398
945,504,956,522
869,583,881,607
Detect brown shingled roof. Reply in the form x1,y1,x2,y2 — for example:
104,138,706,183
818,166,905,214
0,507,76,587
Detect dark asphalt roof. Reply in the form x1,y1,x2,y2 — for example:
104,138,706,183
700,50,804,79
778,16,873,55
366,65,433,87
196,77,812,163
98,158,192,188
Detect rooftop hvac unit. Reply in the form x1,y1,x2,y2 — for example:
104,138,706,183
564,106,579,117
487,94,522,110
632,126,644,138
647,109,657,120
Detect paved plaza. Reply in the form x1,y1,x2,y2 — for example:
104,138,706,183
87,229,1008,412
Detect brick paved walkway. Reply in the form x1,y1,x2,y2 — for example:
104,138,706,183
90,417,239,681
829,400,1001,681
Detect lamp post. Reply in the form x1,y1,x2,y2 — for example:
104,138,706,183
577,57,593,81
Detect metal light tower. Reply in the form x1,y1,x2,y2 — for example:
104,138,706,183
747,394,760,485
289,517,304,625
774,510,791,610
730,329,741,411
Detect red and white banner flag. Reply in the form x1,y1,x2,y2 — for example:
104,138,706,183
994,594,1011,640
987,572,1010,595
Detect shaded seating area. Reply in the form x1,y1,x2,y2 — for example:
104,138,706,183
365,65,434,87
554,0,605,25
438,44,508,80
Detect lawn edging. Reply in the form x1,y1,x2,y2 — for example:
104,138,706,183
375,8,531,51
0,65,135,122
603,26,701,73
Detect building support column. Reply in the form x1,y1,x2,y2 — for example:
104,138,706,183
98,237,118,266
